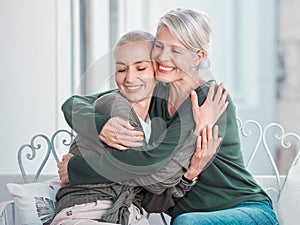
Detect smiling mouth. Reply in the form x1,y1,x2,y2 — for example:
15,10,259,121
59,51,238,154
158,63,175,73
125,85,142,90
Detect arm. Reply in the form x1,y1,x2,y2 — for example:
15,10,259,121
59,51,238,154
127,124,221,195
68,115,191,184
62,90,144,149
67,82,227,185
142,176,196,213
143,125,222,213
61,89,115,141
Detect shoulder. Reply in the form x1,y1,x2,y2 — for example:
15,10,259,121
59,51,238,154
194,80,211,95
94,91,133,116
94,91,128,106
95,90,121,101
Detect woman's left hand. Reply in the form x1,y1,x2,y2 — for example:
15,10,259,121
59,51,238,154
191,82,228,135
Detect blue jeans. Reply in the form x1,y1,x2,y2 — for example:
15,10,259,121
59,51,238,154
171,201,279,225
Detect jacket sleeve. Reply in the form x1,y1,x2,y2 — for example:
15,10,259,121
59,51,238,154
61,90,115,141
120,131,197,194
68,113,196,185
142,176,196,213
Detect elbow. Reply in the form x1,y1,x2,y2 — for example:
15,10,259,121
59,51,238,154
61,96,74,112
61,96,75,127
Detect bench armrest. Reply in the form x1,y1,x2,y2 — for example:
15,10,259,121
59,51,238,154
0,200,15,225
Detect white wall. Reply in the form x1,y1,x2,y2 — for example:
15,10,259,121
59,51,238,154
82,0,111,94
0,0,71,175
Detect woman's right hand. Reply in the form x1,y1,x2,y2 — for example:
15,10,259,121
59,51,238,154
184,124,221,180
57,153,74,185
99,117,144,150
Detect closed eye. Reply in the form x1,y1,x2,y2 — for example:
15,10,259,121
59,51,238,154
154,42,163,49
171,48,182,54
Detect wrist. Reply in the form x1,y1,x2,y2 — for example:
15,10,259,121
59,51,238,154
194,124,204,135
184,167,199,179
182,174,198,185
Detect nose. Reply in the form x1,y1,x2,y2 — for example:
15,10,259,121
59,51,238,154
157,48,171,62
125,67,137,82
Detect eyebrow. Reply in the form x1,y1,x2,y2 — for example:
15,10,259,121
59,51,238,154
115,60,151,66
155,40,183,50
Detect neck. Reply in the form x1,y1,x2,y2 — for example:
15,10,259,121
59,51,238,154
131,99,151,122
168,72,205,117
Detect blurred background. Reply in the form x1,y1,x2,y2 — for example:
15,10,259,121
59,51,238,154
0,0,299,175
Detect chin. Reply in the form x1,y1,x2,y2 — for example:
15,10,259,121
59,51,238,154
156,70,182,83
156,75,171,83
126,96,141,103
156,77,174,83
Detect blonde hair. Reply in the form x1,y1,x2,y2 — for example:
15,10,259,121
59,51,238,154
115,30,155,48
158,8,212,68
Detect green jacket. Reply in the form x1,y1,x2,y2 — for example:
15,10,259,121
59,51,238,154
62,81,271,218
63,85,196,183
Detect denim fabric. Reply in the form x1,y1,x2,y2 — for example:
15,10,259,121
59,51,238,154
171,201,279,225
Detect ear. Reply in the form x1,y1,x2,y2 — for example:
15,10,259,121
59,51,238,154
194,50,205,66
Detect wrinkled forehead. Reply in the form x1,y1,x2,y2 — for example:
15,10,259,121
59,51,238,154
114,41,153,64
155,25,187,50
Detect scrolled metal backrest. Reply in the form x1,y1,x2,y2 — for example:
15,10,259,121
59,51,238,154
236,118,263,169
237,117,300,201
17,129,75,183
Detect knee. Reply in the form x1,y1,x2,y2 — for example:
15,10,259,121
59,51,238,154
172,213,193,225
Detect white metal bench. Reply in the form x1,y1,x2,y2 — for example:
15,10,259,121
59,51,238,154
1,118,299,225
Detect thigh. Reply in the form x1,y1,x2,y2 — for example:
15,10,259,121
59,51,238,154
172,201,279,225
51,200,119,225
51,201,149,225
53,219,119,225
